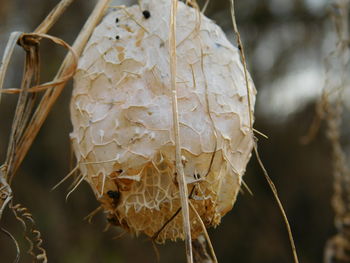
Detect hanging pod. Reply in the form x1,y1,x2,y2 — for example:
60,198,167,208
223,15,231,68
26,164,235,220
70,0,256,243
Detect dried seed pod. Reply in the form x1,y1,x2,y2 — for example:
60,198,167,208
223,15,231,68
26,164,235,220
70,0,256,243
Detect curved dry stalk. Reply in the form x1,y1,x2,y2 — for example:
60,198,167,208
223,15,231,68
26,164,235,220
189,201,217,263
254,143,299,263
151,240,161,263
65,173,85,201
6,34,41,184
1,227,20,263
0,167,13,219
229,1,299,262
0,32,23,106
229,0,253,130
198,49,218,178
229,0,299,262
12,0,111,178
1,33,78,95
169,1,193,262
0,1,111,260
10,203,48,263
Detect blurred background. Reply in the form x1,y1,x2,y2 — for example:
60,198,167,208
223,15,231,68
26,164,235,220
0,0,344,262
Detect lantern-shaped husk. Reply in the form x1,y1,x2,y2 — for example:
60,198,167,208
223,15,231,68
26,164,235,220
70,0,256,243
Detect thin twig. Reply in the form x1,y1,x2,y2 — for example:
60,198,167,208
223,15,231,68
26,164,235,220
169,1,193,262
151,240,161,263
199,50,218,178
65,173,85,201
254,143,299,263
35,0,76,34
229,0,253,130
1,227,20,263
51,164,79,191
253,128,268,139
230,1,299,262
0,32,23,106
189,201,217,263
84,206,103,224
202,0,210,14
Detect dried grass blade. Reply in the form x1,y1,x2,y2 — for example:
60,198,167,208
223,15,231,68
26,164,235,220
169,1,193,262
51,164,79,191
65,173,85,201
6,36,40,180
12,0,111,175
35,0,75,34
0,32,23,106
229,1,299,262
253,128,268,139
1,33,77,95
229,0,253,130
189,201,217,263
254,144,299,263
1,227,20,263
202,0,210,13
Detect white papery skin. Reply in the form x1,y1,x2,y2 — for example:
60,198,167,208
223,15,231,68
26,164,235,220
70,0,256,242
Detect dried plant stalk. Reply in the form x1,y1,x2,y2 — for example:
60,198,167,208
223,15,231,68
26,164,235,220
0,0,111,261
323,0,350,262
12,0,111,176
192,234,214,263
35,0,76,34
0,32,23,105
169,0,193,262
230,0,299,262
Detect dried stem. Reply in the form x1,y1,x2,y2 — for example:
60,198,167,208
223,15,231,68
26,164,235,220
35,0,76,34
254,144,299,263
169,1,193,263
189,201,217,263
1,227,20,263
11,0,111,177
229,0,253,130
0,0,111,260
202,0,210,14
0,32,23,106
192,235,214,263
230,0,299,262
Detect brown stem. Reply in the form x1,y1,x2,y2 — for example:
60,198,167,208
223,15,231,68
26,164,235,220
192,235,215,263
